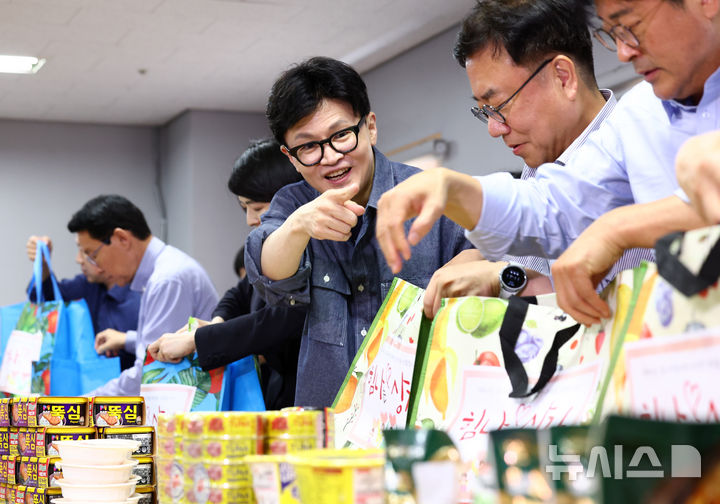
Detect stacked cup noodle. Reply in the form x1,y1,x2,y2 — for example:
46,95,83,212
52,438,142,503
157,412,263,504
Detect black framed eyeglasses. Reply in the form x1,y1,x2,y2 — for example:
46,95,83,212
471,58,553,125
285,116,366,167
591,1,663,52
81,237,110,267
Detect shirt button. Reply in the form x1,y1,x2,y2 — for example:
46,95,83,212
289,299,296,306
357,284,364,292
323,274,330,283
361,329,367,336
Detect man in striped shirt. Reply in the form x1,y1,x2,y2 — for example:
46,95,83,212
421,0,653,317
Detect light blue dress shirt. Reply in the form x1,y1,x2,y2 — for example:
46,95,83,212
468,67,720,260
90,236,218,396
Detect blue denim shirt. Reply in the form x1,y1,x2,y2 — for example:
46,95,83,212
246,148,473,406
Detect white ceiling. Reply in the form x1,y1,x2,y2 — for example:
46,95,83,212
0,0,472,126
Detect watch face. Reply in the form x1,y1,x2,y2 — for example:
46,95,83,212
502,265,526,289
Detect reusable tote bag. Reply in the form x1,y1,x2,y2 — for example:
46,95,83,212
332,278,429,448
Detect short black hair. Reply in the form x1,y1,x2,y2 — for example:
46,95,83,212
454,0,597,86
67,195,151,241
227,138,303,201
266,56,371,146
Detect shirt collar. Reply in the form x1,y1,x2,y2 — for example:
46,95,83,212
130,236,165,292
661,64,720,122
555,88,616,166
106,284,129,301
366,147,393,210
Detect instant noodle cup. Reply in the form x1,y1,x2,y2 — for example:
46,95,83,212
52,496,142,504
246,454,300,504
289,449,385,504
53,438,140,466
92,396,145,427
37,426,96,457
56,476,140,501
184,435,262,460
100,426,155,456
183,412,262,438
265,435,316,455
27,397,89,427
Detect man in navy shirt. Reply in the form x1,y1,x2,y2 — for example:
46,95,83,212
26,235,140,370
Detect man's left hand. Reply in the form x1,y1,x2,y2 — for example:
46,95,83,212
95,329,127,356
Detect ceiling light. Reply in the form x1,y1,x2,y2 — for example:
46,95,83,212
0,55,46,74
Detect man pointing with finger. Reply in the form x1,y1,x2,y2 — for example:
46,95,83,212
245,57,473,406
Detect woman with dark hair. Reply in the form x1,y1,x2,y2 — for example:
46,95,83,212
148,138,305,409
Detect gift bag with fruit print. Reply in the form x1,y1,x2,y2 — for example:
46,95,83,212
596,225,720,422
406,292,622,467
0,241,120,396
332,278,430,448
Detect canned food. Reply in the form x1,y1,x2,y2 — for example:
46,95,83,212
36,427,96,457
0,483,7,502
265,435,317,455
184,482,254,504
157,457,184,504
157,434,176,457
183,412,262,438
157,414,175,438
0,399,9,427
100,426,154,455
264,411,316,437
0,455,11,484
23,397,89,427
0,428,8,456
133,456,154,486
184,435,262,460
12,484,61,504
135,484,156,504
245,454,299,504
184,459,250,486
283,407,335,448
10,428,37,457
9,456,61,487
92,396,144,426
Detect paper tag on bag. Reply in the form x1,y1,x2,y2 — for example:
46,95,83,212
0,329,43,395
141,383,196,426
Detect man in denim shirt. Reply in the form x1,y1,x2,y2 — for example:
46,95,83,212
245,57,473,407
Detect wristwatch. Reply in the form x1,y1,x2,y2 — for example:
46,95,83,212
498,262,528,299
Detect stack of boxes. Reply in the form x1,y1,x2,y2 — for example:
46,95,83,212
0,397,157,504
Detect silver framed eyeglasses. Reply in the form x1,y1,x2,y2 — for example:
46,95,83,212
471,58,553,125
82,241,107,267
286,116,366,167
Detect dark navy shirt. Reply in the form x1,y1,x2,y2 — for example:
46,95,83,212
246,148,473,407
35,274,141,334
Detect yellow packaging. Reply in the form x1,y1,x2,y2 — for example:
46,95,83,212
157,434,176,457
184,435,262,460
183,411,263,438
13,397,89,427
246,454,300,504
13,484,61,504
183,482,255,504
35,426,96,457
157,455,184,503
0,399,9,427
135,484,156,504
91,396,145,427
184,458,250,485
265,435,317,455
289,449,385,504
264,411,315,437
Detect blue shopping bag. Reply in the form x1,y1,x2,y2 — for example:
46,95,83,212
26,242,120,395
221,356,266,411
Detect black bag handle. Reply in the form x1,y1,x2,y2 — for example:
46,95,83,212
656,229,720,297
498,296,581,398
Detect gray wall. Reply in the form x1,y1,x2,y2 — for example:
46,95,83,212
0,119,160,306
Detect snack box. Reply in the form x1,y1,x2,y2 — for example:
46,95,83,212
136,484,157,504
91,396,145,427
12,485,61,504
11,398,89,428
34,427,96,458
8,456,62,488
99,426,155,456
10,429,37,458
0,429,8,456
0,399,9,427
